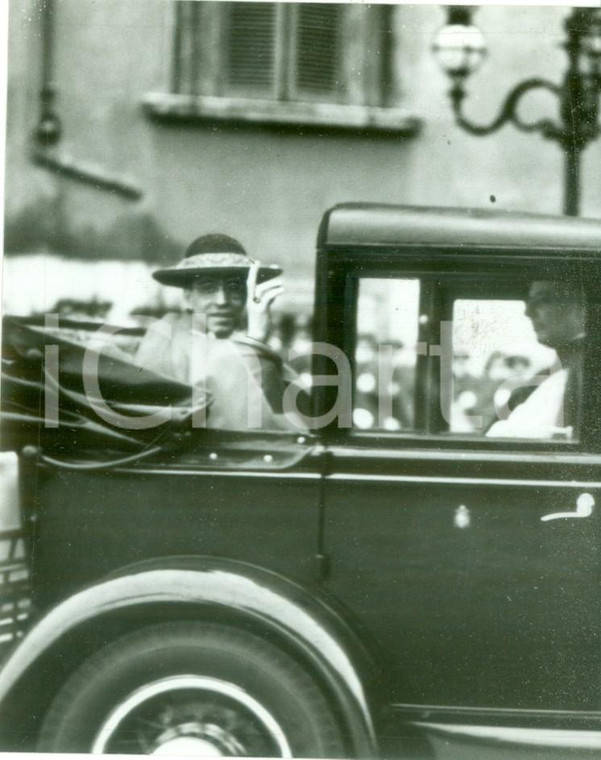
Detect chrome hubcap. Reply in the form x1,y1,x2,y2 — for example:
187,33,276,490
91,675,292,756
150,721,246,756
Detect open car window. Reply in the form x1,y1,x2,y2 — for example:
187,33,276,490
353,278,420,432
450,298,557,435
354,276,586,443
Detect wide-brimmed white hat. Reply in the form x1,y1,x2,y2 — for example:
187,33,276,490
153,234,282,288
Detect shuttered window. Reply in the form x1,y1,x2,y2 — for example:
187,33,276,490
225,3,276,93
294,4,341,98
145,1,420,134
173,2,371,106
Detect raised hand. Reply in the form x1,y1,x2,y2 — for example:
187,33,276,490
246,262,284,342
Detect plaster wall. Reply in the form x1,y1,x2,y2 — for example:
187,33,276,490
4,1,601,316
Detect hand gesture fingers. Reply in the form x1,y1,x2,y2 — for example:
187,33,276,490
246,262,260,303
253,277,284,308
245,265,283,342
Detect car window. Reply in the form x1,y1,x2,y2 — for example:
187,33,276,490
355,276,585,442
353,278,420,431
450,299,556,435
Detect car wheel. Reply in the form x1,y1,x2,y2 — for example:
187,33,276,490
37,621,347,757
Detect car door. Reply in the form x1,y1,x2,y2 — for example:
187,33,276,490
28,431,325,612
322,263,601,716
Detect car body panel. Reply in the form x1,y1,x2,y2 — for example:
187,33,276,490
28,459,322,612
313,206,601,747
0,560,378,755
323,445,601,711
319,203,601,252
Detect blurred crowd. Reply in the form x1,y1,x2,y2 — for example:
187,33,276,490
352,335,536,434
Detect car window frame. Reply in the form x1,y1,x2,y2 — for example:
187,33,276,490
317,248,601,455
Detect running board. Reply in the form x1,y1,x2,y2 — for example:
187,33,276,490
414,722,601,750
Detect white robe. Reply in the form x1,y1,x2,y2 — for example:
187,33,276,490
487,369,571,439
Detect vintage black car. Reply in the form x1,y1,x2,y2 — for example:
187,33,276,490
2,204,601,758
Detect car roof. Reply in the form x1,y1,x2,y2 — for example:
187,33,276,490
318,204,601,253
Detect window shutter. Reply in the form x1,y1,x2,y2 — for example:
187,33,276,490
164,1,412,127
172,1,203,95
225,3,277,93
294,4,341,98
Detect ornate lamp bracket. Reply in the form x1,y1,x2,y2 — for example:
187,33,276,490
434,7,601,215
450,78,563,139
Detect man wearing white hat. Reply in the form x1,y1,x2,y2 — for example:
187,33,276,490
135,234,295,430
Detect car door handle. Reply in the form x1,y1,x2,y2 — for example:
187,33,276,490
541,493,595,522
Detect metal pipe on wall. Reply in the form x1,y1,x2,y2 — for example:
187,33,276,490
33,0,143,200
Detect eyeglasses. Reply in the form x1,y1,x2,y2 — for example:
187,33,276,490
191,278,246,296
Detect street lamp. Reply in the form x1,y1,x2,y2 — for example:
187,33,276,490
433,6,601,216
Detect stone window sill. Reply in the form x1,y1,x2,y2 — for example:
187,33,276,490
143,93,422,136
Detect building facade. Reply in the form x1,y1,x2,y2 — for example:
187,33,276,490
3,1,600,321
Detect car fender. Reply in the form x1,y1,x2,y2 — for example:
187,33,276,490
0,557,379,755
